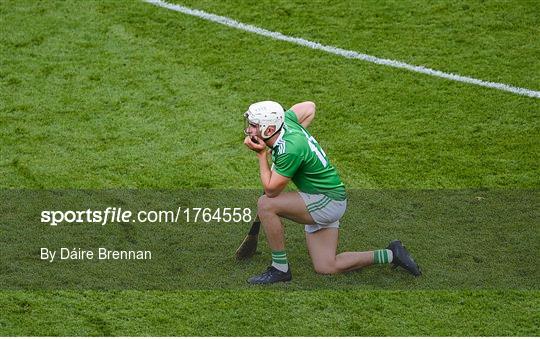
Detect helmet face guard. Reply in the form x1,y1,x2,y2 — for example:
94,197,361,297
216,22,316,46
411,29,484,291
243,101,285,140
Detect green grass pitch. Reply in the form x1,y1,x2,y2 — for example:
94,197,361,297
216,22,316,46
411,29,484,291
0,0,538,336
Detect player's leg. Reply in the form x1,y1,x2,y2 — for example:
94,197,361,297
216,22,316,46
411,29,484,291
306,229,421,275
247,191,313,284
305,228,376,274
303,195,403,274
257,191,314,250
302,194,372,273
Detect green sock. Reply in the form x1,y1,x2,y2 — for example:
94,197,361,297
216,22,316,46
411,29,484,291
373,249,393,264
271,250,289,272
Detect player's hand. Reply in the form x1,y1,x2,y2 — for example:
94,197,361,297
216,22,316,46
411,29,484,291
244,136,266,153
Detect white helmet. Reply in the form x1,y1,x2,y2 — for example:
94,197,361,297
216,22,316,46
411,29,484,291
244,101,285,139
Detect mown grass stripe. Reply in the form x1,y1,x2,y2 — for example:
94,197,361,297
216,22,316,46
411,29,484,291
1,290,538,336
143,0,540,99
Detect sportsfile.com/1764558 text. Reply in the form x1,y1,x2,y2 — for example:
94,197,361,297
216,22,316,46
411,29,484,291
40,207,253,226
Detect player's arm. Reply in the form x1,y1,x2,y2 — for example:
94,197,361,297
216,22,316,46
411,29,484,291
290,101,316,129
257,151,289,198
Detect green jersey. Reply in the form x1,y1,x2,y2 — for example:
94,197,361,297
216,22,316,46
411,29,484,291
271,109,346,201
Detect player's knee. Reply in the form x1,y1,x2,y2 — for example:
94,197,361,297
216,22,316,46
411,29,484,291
257,195,275,214
313,262,338,275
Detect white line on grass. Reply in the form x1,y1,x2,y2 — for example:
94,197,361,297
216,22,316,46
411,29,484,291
144,0,539,99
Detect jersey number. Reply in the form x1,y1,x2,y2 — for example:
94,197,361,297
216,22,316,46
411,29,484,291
303,130,328,167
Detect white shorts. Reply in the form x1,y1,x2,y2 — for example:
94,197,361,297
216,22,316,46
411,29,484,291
299,192,347,233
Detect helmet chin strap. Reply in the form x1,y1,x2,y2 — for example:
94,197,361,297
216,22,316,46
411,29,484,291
262,124,283,141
